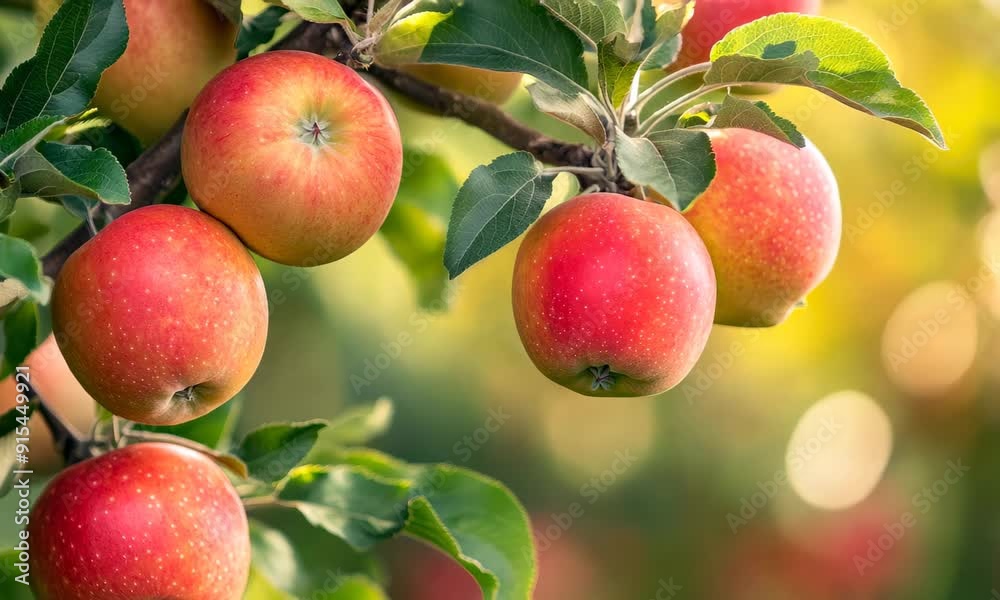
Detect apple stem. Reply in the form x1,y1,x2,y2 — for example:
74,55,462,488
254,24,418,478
628,62,713,116
588,365,617,392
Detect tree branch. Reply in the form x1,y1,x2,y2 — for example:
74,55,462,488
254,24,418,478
40,16,606,276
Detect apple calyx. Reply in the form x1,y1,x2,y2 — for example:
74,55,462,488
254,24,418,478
588,365,618,391
297,114,334,147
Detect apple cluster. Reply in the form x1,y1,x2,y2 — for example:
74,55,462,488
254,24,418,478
512,129,840,397
26,3,407,597
511,0,835,397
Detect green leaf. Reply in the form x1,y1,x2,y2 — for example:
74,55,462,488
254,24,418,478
597,35,640,109
444,152,556,279
0,279,30,319
632,0,689,69
0,115,66,169
204,0,242,25
322,397,394,448
0,234,51,304
381,149,456,310
707,14,946,148
378,0,589,96
15,141,131,205
0,0,128,132
0,404,34,497
248,516,385,599
271,454,537,600
237,6,290,60
134,397,242,450
1,300,38,378
236,419,329,482
403,465,537,600
616,128,716,210
712,95,805,148
368,0,410,34
0,178,19,223
527,82,608,144
540,0,626,45
281,0,349,23
276,465,412,549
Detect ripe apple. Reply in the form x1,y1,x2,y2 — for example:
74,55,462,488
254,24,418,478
672,0,822,71
182,50,404,267
512,193,716,396
36,0,238,144
28,443,251,599
683,128,841,327
0,335,96,473
399,63,523,105
51,205,269,425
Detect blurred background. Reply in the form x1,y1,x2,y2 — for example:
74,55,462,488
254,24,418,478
1,0,999,598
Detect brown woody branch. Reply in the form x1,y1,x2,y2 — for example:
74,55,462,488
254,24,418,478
39,15,604,277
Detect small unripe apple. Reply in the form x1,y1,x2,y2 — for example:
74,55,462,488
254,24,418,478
28,443,251,600
683,128,841,327
36,0,238,144
399,63,523,105
512,193,716,396
182,50,404,267
0,336,96,473
52,205,268,425
672,0,822,71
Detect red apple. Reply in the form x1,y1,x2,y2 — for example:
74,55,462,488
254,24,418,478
512,193,716,396
0,335,97,473
399,63,523,105
51,205,268,425
683,128,841,327
182,50,404,267
28,443,251,599
672,0,821,71
38,0,238,143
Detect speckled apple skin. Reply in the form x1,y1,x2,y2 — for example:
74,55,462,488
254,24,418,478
182,50,404,267
28,443,250,600
671,0,821,70
52,205,268,425
512,193,717,397
85,0,237,143
683,129,841,327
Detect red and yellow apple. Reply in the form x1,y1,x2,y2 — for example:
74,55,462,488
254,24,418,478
512,193,716,396
28,443,251,599
0,335,96,473
182,50,404,267
51,205,268,425
672,0,822,71
37,0,238,144
400,63,523,105
683,128,841,327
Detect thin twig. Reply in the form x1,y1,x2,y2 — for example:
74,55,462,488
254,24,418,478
629,62,713,115
638,82,732,135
